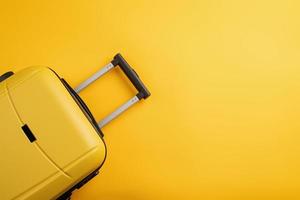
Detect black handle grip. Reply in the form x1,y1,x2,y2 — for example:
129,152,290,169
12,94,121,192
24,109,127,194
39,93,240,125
0,71,14,83
111,53,151,99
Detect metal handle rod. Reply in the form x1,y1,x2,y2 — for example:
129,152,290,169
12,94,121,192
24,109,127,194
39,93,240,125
98,95,140,128
75,63,114,93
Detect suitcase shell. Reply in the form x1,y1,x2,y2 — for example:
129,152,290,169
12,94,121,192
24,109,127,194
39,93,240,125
0,66,106,200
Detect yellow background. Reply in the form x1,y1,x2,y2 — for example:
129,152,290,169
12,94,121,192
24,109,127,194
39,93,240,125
1,0,300,199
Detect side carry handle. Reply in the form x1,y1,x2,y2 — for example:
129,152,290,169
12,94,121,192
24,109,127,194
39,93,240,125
74,53,151,128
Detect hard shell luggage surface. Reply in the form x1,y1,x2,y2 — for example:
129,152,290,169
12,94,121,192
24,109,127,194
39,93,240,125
0,54,150,200
0,66,106,199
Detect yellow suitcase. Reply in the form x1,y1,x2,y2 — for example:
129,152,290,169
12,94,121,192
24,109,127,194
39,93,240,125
0,54,150,200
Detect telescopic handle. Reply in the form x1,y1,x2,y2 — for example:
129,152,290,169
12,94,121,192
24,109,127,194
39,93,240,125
111,53,151,99
75,53,151,128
